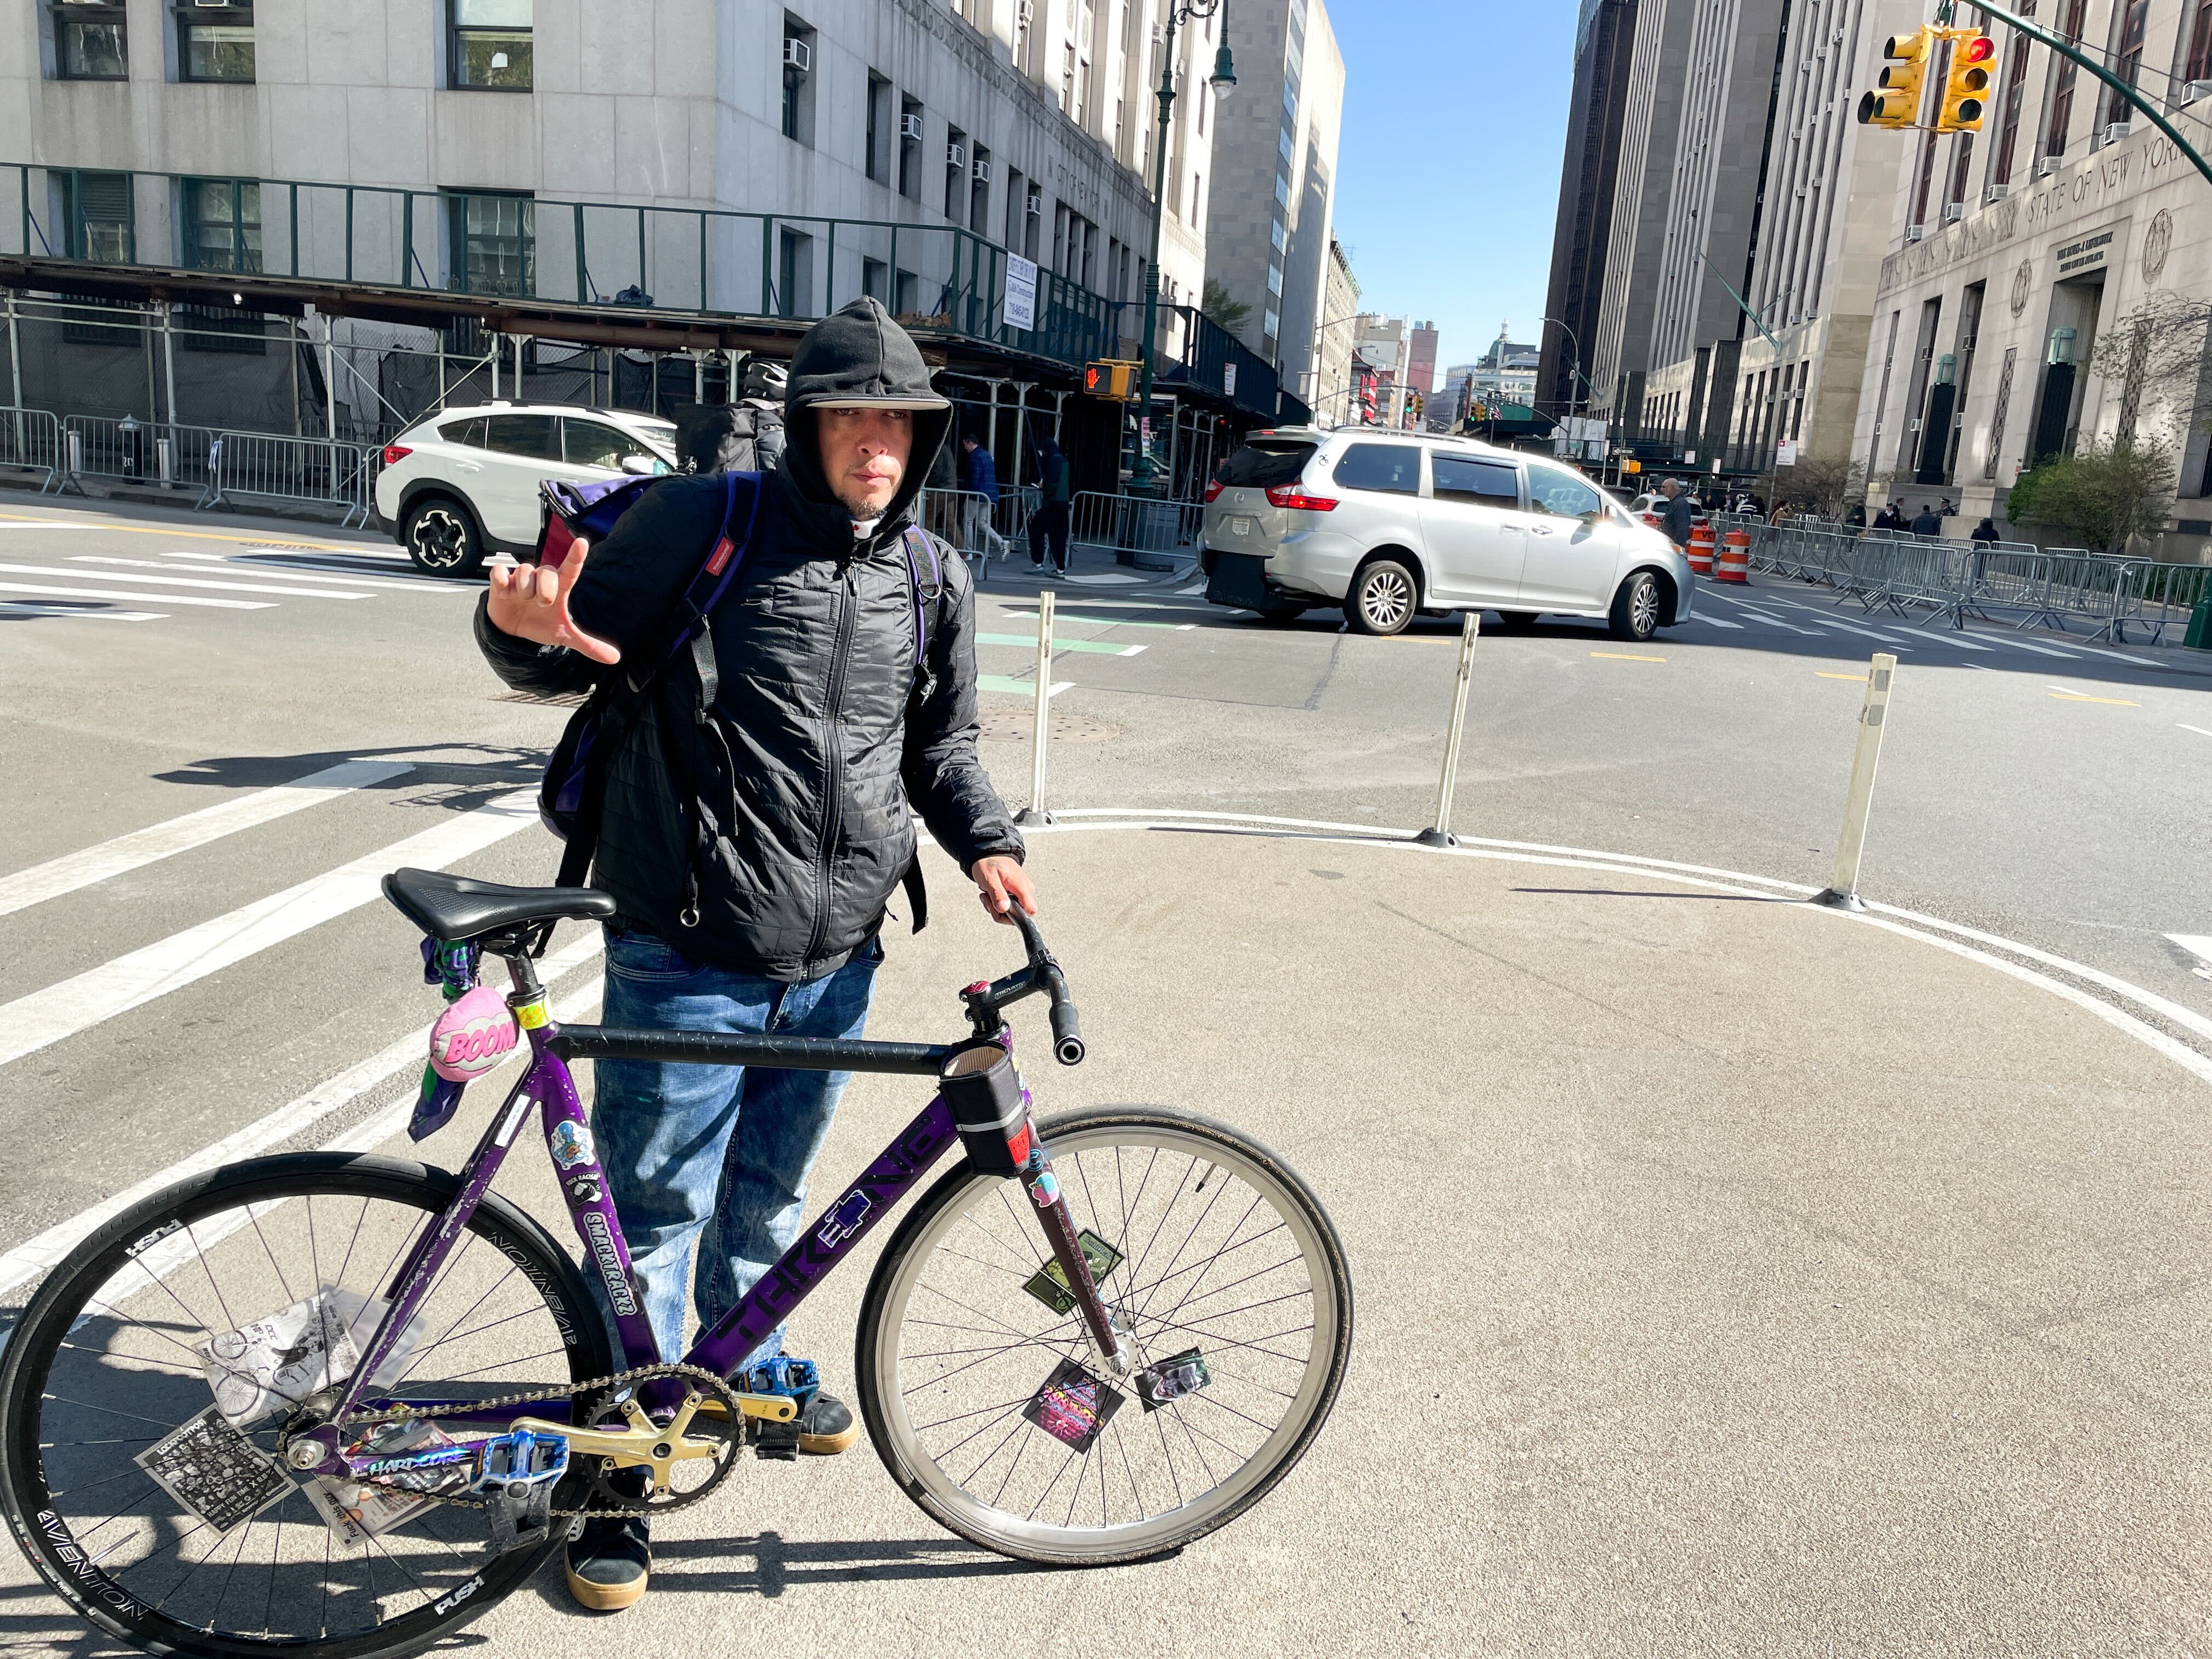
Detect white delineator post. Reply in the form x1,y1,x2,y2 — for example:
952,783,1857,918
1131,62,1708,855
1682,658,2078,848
1015,588,1055,826
1815,652,1898,911
1415,611,1481,848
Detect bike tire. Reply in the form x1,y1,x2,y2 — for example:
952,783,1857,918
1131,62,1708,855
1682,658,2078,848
854,1105,1353,1566
0,1153,617,1659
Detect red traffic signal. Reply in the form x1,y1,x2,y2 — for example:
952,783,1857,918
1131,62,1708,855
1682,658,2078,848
1959,33,1994,64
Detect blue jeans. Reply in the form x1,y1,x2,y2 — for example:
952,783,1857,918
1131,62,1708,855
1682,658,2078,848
590,926,882,1368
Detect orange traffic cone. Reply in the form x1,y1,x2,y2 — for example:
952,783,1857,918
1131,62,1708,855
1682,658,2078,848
1687,522,1715,578
1716,528,1751,583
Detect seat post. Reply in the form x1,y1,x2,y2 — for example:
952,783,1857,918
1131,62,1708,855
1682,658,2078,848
501,949,545,1002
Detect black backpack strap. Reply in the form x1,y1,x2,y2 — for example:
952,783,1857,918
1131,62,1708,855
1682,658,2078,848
894,526,953,935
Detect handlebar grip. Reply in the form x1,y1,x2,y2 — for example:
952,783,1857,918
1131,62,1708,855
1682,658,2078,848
1048,992,1085,1066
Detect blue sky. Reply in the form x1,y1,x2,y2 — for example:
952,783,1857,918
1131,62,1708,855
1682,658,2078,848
1327,1,1578,377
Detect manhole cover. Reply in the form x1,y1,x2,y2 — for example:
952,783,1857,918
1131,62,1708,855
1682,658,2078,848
979,709,1120,744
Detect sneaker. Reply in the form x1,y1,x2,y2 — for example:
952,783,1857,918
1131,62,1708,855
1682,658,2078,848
565,1469,650,1612
798,1390,859,1455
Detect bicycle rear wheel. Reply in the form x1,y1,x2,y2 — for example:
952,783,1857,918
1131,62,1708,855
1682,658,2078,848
0,1153,615,1659
855,1106,1352,1565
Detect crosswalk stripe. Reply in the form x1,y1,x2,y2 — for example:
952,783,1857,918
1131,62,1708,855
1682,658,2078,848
0,790,540,1070
0,579,270,611
1762,600,1908,646
159,551,453,592
1000,608,1197,630
978,675,1074,698
0,758,415,918
0,561,371,600
0,599,160,622
1893,626,1993,651
976,631,1145,656
77,555,433,594
1691,614,1746,630
1970,631,2079,659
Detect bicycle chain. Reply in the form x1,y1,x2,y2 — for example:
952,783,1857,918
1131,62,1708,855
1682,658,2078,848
285,1362,749,1519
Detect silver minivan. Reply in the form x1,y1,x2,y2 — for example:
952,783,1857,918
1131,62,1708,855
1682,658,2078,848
1202,428,1694,639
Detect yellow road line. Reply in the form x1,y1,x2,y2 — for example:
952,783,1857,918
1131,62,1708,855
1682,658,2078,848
1590,651,1666,662
1816,671,1868,681
0,513,374,554
2049,691,2138,706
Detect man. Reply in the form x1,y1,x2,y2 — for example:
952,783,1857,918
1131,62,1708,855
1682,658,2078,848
1656,476,1695,550
477,297,1035,1613
1872,501,1900,531
1910,503,1943,537
1970,515,1999,545
1029,433,1073,576
958,431,1006,560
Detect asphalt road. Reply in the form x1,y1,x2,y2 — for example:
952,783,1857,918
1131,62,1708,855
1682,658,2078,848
2,488,2210,1656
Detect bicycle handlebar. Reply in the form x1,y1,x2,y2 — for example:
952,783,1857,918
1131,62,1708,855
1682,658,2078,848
986,904,1085,1065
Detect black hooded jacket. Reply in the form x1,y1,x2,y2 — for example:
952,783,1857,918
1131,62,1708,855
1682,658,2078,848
475,298,1023,981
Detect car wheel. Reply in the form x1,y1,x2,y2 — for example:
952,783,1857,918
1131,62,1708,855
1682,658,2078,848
403,496,486,578
1345,558,1418,636
1608,571,1662,642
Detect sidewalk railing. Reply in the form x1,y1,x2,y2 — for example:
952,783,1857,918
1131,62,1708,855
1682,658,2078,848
1713,513,2212,648
201,432,376,527
1068,491,1205,570
0,406,72,494
63,414,224,494
918,486,1031,576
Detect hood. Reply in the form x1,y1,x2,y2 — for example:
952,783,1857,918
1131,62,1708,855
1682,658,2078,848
782,297,953,539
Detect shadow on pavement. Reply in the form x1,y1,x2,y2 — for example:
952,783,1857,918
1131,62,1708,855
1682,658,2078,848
523,1531,1054,1611
153,746,543,809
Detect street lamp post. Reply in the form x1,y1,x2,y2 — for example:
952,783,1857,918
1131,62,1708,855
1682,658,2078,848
1538,315,1584,422
1128,0,1235,500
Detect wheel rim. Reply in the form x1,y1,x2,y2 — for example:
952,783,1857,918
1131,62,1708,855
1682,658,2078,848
1631,577,1658,635
409,507,470,569
1361,568,1412,630
871,1120,1346,1559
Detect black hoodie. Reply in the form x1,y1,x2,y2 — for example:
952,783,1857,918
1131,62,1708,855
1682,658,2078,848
475,298,1022,981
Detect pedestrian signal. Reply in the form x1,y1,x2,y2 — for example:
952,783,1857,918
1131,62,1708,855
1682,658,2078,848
1936,30,1994,132
1082,360,1139,401
1858,27,1932,128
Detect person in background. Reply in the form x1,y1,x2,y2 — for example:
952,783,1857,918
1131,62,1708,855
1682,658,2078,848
1768,498,1791,527
1657,477,1695,549
958,432,1006,561
1872,501,1901,531
1971,516,1999,545
1029,434,1073,577
1846,502,1867,528
924,419,958,542
1910,503,1944,536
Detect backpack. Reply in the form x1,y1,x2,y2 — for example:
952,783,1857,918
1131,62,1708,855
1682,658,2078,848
673,400,787,475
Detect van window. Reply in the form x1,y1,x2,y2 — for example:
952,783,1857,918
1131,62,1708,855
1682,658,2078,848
1331,443,1421,495
483,414,561,460
563,419,634,470
440,415,489,449
1525,464,1605,519
1217,442,1317,489
1430,454,1521,509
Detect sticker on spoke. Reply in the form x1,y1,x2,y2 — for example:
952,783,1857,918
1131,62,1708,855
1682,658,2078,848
307,1420,465,1547
134,1406,295,1536
1134,1347,1211,1412
1021,1358,1124,1452
198,1286,417,1427
1021,1229,1125,1316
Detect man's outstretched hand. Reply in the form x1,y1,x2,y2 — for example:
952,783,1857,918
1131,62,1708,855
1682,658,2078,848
974,855,1037,924
486,539,621,665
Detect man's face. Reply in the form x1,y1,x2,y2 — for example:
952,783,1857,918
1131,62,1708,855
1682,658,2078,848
1661,481,1680,499
817,407,913,519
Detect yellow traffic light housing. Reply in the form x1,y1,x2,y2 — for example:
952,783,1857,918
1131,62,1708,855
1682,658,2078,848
1858,27,1932,129
1082,359,1141,401
1936,29,1995,132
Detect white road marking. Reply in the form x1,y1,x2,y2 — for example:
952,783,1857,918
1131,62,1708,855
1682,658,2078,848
2182,723,2212,738
75,554,432,595
0,934,605,1301
2072,644,2163,667
1702,592,1826,634
1760,599,1908,646
0,561,371,601
0,579,270,611
1970,631,2079,659
1893,626,1992,651
157,551,450,592
2171,935,2212,982
0,599,160,622
0,522,102,531
977,675,1075,697
0,791,540,1070
0,759,414,918
1691,614,1746,630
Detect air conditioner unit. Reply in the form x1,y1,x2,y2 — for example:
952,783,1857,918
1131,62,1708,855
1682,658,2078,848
1904,224,1925,243
1983,182,2009,204
1942,202,1963,223
782,37,811,72
2102,121,2131,144
972,159,991,182
946,143,966,168
1026,187,1043,215
900,112,924,140
1018,0,1035,24
2035,155,2061,178
2185,80,2212,105
1800,60,1813,72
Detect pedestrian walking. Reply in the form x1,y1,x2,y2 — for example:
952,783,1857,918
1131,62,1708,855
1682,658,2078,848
1971,516,1999,545
1768,498,1791,527
1846,503,1867,528
958,432,1007,561
478,296,1034,1616
1029,434,1073,575
1656,477,1695,549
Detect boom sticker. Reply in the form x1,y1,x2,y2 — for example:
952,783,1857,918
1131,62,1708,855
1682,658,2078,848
1020,1358,1124,1453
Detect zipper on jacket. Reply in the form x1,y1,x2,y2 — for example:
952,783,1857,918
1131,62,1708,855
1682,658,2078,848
804,563,859,974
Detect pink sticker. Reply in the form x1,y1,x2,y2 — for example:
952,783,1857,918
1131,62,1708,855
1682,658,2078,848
427,986,519,1081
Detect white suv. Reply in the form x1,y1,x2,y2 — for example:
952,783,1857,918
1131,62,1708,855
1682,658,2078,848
1202,428,1694,640
375,403,678,575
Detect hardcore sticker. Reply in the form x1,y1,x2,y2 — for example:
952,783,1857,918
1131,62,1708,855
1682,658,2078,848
1021,1229,1125,1316
197,1286,419,1427
306,1420,464,1547
549,1120,596,1169
1021,1358,1123,1453
1134,1347,1211,1412
134,1407,294,1536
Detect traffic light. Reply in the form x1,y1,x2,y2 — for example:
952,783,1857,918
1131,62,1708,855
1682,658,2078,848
1858,27,1933,129
1082,360,1140,400
1936,29,1995,132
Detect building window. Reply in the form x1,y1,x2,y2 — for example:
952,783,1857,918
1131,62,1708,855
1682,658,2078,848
862,257,887,303
865,74,890,183
2044,0,2087,156
945,126,967,219
1005,167,1024,249
777,227,812,317
61,171,133,261
182,178,260,272
1911,128,1938,223
898,96,922,199
1946,132,1974,206
52,1,128,78
448,192,534,296
178,0,253,81
1990,27,2029,184
2102,0,2147,130
451,0,531,91
176,303,269,354
1189,172,1203,223
969,145,991,233
781,14,815,145
2190,0,2212,83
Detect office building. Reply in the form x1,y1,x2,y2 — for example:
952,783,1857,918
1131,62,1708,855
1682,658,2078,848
1404,319,1438,398
1314,233,1360,423
1537,0,1639,419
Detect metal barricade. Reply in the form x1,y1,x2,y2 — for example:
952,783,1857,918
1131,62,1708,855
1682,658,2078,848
2119,558,2212,645
62,414,223,494
2035,549,2134,642
918,486,1014,573
1853,536,1972,624
1068,490,1204,570
201,431,375,527
0,406,76,494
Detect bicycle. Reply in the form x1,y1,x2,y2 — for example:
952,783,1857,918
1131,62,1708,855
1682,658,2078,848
1,867,1353,1657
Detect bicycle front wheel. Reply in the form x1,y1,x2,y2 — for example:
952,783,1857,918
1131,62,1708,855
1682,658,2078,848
0,1153,616,1659
855,1106,1352,1565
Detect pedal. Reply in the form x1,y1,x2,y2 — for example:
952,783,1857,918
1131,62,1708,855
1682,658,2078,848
480,1476,555,1555
736,1357,817,1459
470,1427,568,1556
750,1417,803,1462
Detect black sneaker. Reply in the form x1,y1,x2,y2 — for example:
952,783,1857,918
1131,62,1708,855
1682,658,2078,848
797,1390,859,1455
565,1470,650,1612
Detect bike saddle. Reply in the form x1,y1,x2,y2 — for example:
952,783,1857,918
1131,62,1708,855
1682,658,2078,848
382,867,618,942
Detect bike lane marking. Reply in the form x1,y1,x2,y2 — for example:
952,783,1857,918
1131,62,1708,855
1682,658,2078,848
0,759,414,919
0,791,540,1070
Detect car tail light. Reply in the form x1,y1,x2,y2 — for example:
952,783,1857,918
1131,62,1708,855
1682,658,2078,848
1265,484,1338,511
382,445,412,466
1203,479,1224,503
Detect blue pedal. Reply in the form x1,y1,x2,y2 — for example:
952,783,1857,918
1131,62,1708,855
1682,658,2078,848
470,1427,569,1491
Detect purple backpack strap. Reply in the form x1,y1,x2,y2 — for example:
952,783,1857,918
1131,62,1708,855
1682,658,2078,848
900,526,943,669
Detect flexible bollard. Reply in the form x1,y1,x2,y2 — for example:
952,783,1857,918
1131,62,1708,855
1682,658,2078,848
1415,610,1481,848
1813,652,1898,911
1015,587,1055,826
1716,529,1751,583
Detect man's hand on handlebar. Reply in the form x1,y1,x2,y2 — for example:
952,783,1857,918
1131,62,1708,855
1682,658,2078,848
973,855,1036,924
486,538,622,665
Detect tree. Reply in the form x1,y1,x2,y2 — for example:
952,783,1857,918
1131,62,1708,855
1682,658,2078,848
2089,290,2212,442
1200,279,1252,334
1775,455,1866,520
2003,436,2175,554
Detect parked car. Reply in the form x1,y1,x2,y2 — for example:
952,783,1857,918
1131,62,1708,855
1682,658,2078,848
374,403,679,575
1201,429,1695,640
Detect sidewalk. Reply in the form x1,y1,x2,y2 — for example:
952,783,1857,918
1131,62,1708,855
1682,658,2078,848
9,823,2197,1657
